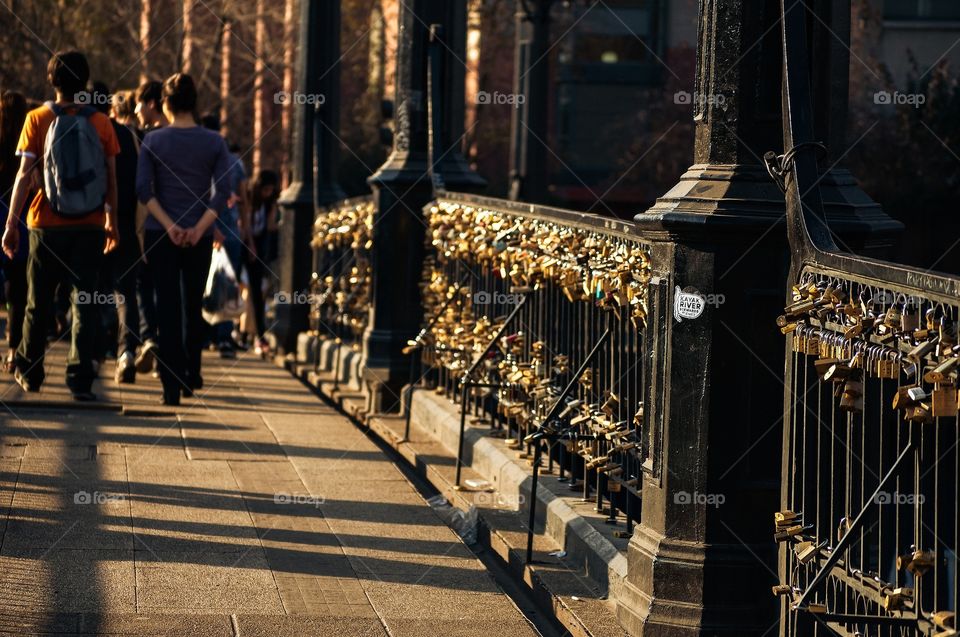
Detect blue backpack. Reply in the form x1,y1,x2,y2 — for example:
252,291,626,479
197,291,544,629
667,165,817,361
42,101,107,217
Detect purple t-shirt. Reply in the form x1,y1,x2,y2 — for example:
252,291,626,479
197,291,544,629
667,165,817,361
136,126,231,233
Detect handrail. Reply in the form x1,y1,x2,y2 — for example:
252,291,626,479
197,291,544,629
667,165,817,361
778,0,960,303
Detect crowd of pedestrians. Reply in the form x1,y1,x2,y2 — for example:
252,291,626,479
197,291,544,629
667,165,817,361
0,50,279,405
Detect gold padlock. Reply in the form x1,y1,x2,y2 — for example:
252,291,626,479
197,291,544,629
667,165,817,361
881,587,913,611
931,383,958,418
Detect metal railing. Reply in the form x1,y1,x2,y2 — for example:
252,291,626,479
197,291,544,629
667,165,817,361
309,196,375,349
775,2,958,634
405,193,667,532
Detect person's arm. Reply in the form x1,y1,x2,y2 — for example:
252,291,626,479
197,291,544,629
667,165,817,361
2,155,37,259
185,138,230,245
136,138,184,245
103,155,118,253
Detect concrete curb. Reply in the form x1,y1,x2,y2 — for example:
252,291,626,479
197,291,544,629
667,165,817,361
410,389,628,602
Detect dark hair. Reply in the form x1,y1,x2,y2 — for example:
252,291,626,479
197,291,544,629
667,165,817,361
250,169,280,213
0,90,28,194
200,113,220,131
47,50,89,99
136,80,162,107
91,80,110,115
162,73,197,115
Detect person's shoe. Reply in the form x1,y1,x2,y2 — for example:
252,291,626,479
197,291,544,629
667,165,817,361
218,341,237,359
135,340,158,373
72,390,97,402
14,367,40,392
254,337,271,358
116,352,136,384
181,386,194,398
228,335,248,352
161,394,180,406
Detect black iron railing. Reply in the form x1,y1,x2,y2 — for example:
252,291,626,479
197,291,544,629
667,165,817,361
309,196,374,348
406,193,665,531
775,2,958,634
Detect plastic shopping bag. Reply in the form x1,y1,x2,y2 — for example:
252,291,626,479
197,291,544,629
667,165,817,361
202,246,243,324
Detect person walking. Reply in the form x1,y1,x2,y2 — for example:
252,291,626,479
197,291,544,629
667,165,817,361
1,50,119,401
136,73,230,406
244,169,279,357
131,79,166,374
200,114,247,359
88,82,143,383
0,90,29,373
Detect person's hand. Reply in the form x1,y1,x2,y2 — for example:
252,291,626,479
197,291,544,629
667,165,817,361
2,224,19,260
182,225,206,248
213,226,225,249
166,223,186,246
104,218,119,254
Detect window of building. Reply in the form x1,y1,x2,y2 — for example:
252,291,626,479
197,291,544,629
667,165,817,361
884,0,960,21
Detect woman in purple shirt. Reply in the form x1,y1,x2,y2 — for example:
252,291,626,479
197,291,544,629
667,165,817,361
136,73,230,405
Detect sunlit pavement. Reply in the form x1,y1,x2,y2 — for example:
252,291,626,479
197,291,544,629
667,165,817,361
0,344,538,636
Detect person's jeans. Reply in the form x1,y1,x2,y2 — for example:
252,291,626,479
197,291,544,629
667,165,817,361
106,232,142,357
16,228,105,392
3,258,27,352
138,251,159,344
146,230,213,399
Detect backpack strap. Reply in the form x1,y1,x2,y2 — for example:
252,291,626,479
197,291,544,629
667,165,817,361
45,101,61,117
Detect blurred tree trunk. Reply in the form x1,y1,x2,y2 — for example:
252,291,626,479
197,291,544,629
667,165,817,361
140,0,152,83
182,0,195,74
220,16,233,138
281,0,296,186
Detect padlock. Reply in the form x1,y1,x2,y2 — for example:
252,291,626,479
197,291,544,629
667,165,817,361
881,587,913,611
839,379,864,413
932,611,956,630
931,383,958,418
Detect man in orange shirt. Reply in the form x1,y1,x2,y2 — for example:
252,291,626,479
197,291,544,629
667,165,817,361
1,50,119,401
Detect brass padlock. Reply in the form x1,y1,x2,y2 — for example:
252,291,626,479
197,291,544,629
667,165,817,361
932,610,956,630
900,549,936,577
876,356,899,380
839,379,864,413
771,584,793,597
794,541,821,565
881,587,913,611
931,383,958,418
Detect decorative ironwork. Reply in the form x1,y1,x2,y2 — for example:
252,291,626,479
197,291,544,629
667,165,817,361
776,2,958,635
408,194,658,529
309,196,374,346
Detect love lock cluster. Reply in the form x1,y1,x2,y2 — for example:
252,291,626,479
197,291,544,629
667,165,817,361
426,201,652,328
772,510,955,631
309,199,375,340
778,277,960,420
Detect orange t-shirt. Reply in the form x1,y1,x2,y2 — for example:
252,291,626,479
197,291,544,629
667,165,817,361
16,103,119,229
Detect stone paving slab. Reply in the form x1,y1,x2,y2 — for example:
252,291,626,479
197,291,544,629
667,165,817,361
0,343,541,636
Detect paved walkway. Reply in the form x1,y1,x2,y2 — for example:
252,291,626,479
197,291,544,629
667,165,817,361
0,345,540,636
